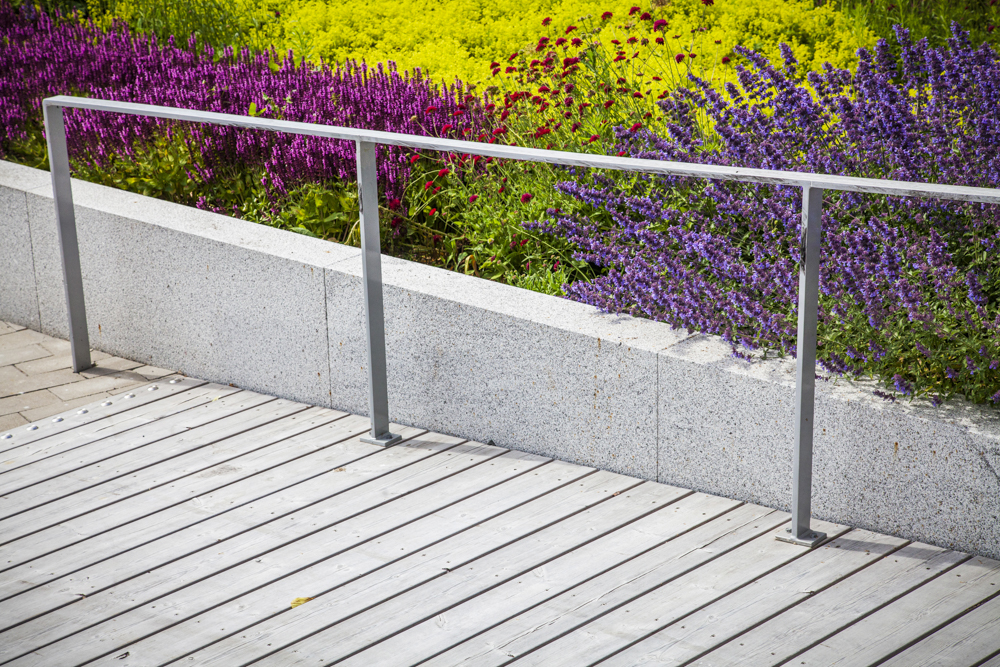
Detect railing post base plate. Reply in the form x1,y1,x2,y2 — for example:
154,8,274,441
361,432,402,447
776,527,827,548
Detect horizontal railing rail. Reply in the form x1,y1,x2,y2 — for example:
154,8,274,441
41,95,1000,548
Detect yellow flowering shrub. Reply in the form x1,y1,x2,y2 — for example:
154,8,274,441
92,0,874,86
275,0,873,86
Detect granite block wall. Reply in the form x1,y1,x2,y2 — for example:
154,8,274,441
1,159,997,558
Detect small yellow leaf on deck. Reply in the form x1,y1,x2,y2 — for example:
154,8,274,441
290,597,314,608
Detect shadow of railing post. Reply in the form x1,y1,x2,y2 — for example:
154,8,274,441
41,95,1000,549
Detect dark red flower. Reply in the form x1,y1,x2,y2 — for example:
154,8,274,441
508,52,518,61
701,0,714,5
555,37,568,46
424,181,433,190
689,52,697,58
571,37,583,46
629,122,642,132
565,25,577,34
489,61,499,68
542,16,552,25
589,134,599,142
629,6,641,15
520,193,534,204
506,66,517,73
675,53,685,63
721,56,731,64
603,100,615,108
639,12,652,20
441,123,453,132
429,208,437,216
492,67,501,76
655,37,664,44
388,198,401,209
438,168,450,177
410,155,420,164
468,195,478,203
653,19,668,30
562,57,580,67
601,11,613,20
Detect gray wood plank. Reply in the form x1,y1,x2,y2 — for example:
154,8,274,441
0,403,327,544
0,394,298,528
0,428,464,662
0,376,203,454
791,556,1000,666
688,542,967,667
0,407,351,574
84,448,557,666
341,492,744,667
600,530,908,666
879,594,1000,666
27,440,502,667
0,417,388,600
0,389,269,503
0,379,219,470
979,652,1000,667
424,503,788,667
0,423,429,630
180,467,635,667
508,518,848,667
237,481,687,666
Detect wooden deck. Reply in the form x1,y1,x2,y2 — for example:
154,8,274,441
1,348,998,665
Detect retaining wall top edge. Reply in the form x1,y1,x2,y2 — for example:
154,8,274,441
663,332,1000,439
18,163,358,269
0,160,51,192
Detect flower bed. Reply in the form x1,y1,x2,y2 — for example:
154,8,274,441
538,28,1000,403
3,0,1000,405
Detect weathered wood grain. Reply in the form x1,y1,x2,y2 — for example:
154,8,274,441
601,530,908,666
0,381,221,472
424,502,788,667
250,482,688,666
343,492,742,667
791,556,1000,666
878,593,1000,666
688,541,967,666
0,376,203,455
0,410,356,590
511,519,848,667
181,468,638,667
86,449,556,666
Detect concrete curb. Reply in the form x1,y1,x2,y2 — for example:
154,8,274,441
1,158,997,558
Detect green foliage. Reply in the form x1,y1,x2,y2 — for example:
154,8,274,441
86,0,281,51
832,0,998,49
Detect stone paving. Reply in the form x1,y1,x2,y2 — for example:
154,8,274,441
0,320,172,433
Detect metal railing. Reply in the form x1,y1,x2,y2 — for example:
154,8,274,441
42,95,1000,548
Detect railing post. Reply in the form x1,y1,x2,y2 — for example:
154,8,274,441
42,102,92,373
778,185,827,548
355,141,401,447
